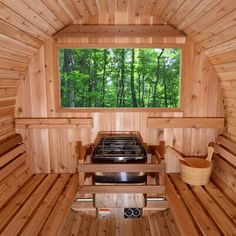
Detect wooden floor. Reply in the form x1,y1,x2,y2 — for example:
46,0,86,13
60,209,180,236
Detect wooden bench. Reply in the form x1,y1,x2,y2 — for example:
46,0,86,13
0,134,79,235
165,135,236,236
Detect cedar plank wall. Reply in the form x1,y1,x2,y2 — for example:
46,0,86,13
0,0,235,172
15,35,223,173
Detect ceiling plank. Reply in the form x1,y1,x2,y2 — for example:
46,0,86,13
193,10,236,43
22,0,65,31
196,25,236,53
41,0,74,25
0,46,31,63
0,18,43,49
0,34,38,56
158,0,185,22
177,0,221,31
0,2,49,41
168,0,202,28
185,0,234,37
1,0,56,35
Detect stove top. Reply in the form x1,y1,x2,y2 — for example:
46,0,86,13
92,135,147,163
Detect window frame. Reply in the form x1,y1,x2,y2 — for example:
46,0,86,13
54,43,184,112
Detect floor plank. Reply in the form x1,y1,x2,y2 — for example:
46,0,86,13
59,210,178,236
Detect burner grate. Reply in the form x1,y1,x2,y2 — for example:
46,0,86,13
93,136,145,157
92,135,147,162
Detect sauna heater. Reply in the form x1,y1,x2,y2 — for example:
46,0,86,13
91,133,147,183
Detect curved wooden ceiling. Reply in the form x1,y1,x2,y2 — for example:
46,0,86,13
1,0,235,54
0,0,236,139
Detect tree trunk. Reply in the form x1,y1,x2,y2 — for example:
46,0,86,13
102,49,108,107
130,49,137,107
117,50,125,107
163,59,168,107
138,74,141,107
152,49,164,107
141,75,145,107
63,49,75,107
92,50,98,106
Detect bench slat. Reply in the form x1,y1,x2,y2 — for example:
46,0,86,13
21,174,71,236
0,143,25,167
0,163,27,194
170,174,220,236
0,166,31,208
204,181,236,224
0,163,29,208
1,174,58,236
165,174,199,236
0,134,22,156
213,163,236,194
216,136,236,156
211,173,236,205
0,153,26,182
79,185,165,194
40,174,80,235
214,154,235,176
214,143,236,167
0,174,46,233
192,185,236,235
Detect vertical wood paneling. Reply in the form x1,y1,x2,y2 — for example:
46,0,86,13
0,0,234,172
28,47,47,117
15,34,223,173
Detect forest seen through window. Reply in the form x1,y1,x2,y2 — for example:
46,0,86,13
59,48,180,108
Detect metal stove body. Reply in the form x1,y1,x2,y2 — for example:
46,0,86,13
91,133,147,184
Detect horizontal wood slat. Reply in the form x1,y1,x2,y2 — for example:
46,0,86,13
78,185,165,194
0,168,31,209
211,173,236,205
164,174,199,236
1,174,58,236
15,117,93,128
204,181,236,224
147,117,224,128
0,143,25,167
0,174,46,233
78,163,165,173
192,185,236,235
170,174,220,236
216,135,236,155
55,24,186,39
0,107,15,117
40,174,80,235
0,100,15,108
0,134,22,156
0,153,26,182
21,174,71,236
214,143,236,167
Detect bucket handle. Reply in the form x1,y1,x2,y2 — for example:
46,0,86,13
168,147,193,166
206,143,215,163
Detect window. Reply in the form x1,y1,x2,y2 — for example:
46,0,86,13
58,48,181,109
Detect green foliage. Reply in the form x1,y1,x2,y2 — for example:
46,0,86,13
59,48,180,108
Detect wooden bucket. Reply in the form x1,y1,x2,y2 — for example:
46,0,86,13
180,158,213,185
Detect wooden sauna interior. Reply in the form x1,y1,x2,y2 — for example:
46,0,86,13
0,0,236,235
